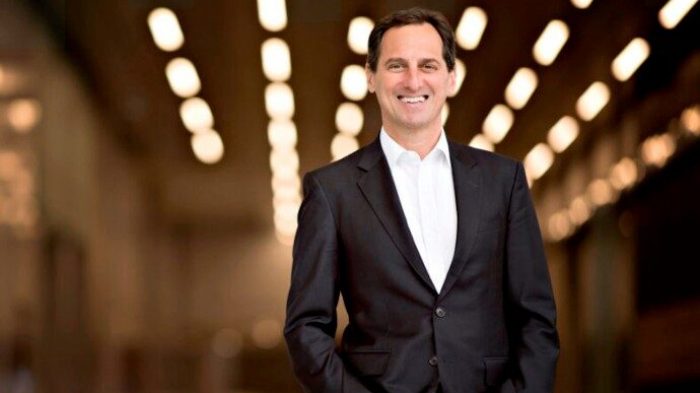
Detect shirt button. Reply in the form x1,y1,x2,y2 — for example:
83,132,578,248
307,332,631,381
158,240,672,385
435,307,447,318
428,356,439,367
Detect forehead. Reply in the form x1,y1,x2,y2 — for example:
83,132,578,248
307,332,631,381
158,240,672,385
379,23,444,61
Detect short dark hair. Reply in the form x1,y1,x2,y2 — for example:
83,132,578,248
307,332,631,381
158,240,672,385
366,7,456,72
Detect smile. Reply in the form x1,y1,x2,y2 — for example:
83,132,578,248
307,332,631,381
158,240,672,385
398,95,428,104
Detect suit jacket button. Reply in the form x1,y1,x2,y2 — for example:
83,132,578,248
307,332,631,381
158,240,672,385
435,307,446,318
428,356,438,367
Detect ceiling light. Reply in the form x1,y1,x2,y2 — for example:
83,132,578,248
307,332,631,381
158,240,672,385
524,143,555,180
331,134,359,161
587,179,614,206
609,157,638,190
571,0,594,9
504,67,538,109
568,196,592,225
257,0,287,32
335,102,364,136
268,119,297,149
548,210,573,241
348,16,374,55
659,0,698,29
576,82,610,121
270,149,300,173
261,38,291,82
165,57,201,98
533,20,569,66
265,82,295,120
611,38,650,81
456,7,488,50
180,97,214,132
641,133,676,167
469,134,494,152
340,65,368,101
547,116,579,153
680,105,700,134
482,104,514,144
147,7,184,52
191,130,224,164
7,99,42,133
448,59,467,98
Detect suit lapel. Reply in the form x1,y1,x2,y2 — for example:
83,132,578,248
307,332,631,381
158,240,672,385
438,141,482,300
356,140,436,292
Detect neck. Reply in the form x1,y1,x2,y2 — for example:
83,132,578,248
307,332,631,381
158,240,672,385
383,125,442,159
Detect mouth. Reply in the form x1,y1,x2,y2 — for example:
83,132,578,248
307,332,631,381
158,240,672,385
398,95,429,104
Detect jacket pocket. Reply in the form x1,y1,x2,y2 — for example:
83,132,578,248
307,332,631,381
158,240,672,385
483,356,509,387
345,350,390,376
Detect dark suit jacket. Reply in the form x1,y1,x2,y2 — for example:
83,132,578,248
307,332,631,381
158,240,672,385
285,138,559,393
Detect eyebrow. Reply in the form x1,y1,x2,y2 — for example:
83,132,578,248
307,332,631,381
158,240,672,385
383,57,441,65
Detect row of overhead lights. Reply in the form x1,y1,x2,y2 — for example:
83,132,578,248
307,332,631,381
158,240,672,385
545,104,700,241
147,7,224,164
524,0,697,185
0,65,41,237
539,0,699,241
521,0,696,185
257,0,302,245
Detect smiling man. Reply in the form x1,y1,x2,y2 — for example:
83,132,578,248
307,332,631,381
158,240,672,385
285,8,559,393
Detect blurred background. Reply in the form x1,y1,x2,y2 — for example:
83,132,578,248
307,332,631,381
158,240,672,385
0,0,699,392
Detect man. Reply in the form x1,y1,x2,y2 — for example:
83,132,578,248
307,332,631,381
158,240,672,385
285,7,558,393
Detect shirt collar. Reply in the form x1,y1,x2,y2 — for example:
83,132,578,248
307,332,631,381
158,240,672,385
380,127,451,165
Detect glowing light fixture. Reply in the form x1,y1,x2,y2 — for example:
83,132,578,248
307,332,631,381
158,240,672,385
469,134,494,152
335,102,364,136
533,20,569,66
257,0,287,32
165,57,201,98
449,59,467,97
261,38,291,82
456,7,488,50
331,134,359,161
587,179,614,206
7,99,42,133
659,0,698,29
576,82,610,121
179,97,214,133
609,157,638,190
504,67,538,109
482,104,514,144
265,82,295,120
681,105,700,134
348,16,374,55
524,143,555,180
611,38,650,81
571,0,594,9
268,119,298,149
547,116,579,153
641,133,676,167
340,65,368,101
191,130,224,164
147,7,184,52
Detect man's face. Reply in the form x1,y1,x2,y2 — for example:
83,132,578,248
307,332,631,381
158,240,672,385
367,23,455,135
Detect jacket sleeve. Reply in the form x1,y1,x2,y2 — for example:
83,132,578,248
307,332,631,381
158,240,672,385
284,173,372,393
504,163,560,392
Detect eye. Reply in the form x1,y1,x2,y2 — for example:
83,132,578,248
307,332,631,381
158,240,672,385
387,63,404,71
422,63,439,71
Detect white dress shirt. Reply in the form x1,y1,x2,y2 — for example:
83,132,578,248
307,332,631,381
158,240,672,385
380,129,458,292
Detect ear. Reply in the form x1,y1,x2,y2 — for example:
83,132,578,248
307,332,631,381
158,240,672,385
365,64,376,93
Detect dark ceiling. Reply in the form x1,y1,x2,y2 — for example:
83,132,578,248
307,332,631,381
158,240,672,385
27,0,700,231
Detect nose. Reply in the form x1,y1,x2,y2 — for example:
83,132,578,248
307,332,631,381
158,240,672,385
403,66,422,91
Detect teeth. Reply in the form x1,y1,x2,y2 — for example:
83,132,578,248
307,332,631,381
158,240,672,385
399,95,427,103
